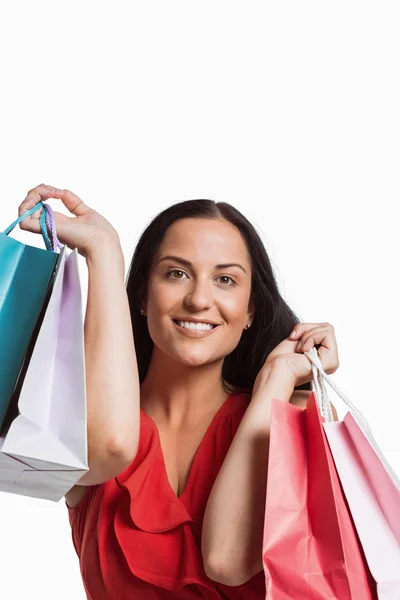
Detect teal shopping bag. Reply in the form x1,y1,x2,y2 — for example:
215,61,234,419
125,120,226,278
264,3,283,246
0,202,58,428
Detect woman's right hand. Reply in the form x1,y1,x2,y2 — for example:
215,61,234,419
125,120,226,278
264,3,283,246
18,183,122,260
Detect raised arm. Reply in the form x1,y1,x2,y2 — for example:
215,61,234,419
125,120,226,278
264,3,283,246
201,360,298,586
201,320,340,586
81,242,140,477
17,185,141,508
65,240,141,507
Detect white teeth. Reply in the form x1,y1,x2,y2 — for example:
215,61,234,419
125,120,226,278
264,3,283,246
177,321,214,331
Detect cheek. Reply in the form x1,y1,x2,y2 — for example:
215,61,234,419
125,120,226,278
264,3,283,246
222,294,249,321
147,279,174,312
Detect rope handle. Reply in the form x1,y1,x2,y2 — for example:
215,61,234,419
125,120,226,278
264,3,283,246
2,201,63,252
44,204,63,251
304,346,372,432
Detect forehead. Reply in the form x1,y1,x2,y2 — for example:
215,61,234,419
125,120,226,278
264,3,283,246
156,218,251,267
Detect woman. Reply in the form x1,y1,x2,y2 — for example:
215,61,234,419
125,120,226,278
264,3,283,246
18,184,339,599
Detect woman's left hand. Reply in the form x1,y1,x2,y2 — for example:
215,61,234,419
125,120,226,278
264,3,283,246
259,322,340,389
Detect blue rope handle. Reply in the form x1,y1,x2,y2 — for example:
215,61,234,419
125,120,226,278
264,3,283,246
2,201,53,251
39,205,52,250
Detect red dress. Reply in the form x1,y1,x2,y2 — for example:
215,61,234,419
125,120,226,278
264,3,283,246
67,390,266,599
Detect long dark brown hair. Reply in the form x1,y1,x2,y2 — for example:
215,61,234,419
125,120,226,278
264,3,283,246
126,200,311,394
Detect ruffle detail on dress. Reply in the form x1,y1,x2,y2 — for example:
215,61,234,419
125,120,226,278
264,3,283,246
94,392,258,597
112,503,219,594
107,415,220,595
115,413,193,532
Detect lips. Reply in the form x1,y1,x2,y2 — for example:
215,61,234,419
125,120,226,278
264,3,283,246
172,320,220,336
173,319,218,328
173,319,219,327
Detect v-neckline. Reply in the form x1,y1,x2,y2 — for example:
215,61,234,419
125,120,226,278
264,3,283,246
140,391,236,501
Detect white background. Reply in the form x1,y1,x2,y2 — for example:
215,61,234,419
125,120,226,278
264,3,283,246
1,2,399,598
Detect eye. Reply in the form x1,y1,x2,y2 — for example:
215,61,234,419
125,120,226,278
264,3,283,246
167,269,188,280
166,270,236,286
217,275,236,286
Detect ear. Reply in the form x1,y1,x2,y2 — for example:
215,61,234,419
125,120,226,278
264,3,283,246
247,297,255,323
138,276,148,315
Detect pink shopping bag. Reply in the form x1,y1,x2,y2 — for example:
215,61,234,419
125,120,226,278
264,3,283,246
262,391,377,599
307,347,400,599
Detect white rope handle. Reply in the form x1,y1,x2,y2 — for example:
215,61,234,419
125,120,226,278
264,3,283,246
304,347,372,432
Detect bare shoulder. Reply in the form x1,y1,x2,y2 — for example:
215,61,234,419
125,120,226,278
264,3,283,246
65,485,90,509
289,389,339,421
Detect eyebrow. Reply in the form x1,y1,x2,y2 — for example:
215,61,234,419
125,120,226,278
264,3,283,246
157,255,247,274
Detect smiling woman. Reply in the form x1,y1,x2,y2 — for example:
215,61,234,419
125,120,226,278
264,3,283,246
128,202,309,397
136,216,257,385
65,197,317,599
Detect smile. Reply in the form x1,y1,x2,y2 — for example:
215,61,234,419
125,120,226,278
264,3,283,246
172,320,220,337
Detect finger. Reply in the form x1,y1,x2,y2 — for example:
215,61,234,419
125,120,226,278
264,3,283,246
288,322,323,340
297,324,334,353
40,185,90,217
296,325,339,374
19,184,90,218
19,186,48,216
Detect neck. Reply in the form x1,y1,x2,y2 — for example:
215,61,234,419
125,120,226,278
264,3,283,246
140,347,231,427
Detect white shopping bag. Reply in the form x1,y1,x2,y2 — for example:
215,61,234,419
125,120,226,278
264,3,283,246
306,347,400,600
0,245,88,501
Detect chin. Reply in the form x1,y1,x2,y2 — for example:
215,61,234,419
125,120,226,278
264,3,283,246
168,345,221,367
174,353,212,367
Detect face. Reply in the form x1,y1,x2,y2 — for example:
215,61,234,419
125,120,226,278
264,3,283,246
142,217,255,367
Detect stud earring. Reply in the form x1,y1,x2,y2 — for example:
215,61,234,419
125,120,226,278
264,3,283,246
246,322,251,329
140,309,145,315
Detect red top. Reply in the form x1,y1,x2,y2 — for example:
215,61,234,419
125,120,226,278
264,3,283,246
67,391,266,599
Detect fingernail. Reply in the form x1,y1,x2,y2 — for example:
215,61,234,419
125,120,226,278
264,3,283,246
290,330,297,338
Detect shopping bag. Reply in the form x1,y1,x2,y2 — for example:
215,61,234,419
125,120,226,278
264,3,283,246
307,347,400,599
0,204,58,427
0,202,88,501
262,383,376,598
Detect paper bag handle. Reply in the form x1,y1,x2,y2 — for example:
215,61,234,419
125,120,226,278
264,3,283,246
305,347,371,432
43,203,63,252
2,201,62,252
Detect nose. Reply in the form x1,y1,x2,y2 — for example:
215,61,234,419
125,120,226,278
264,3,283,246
183,278,214,310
